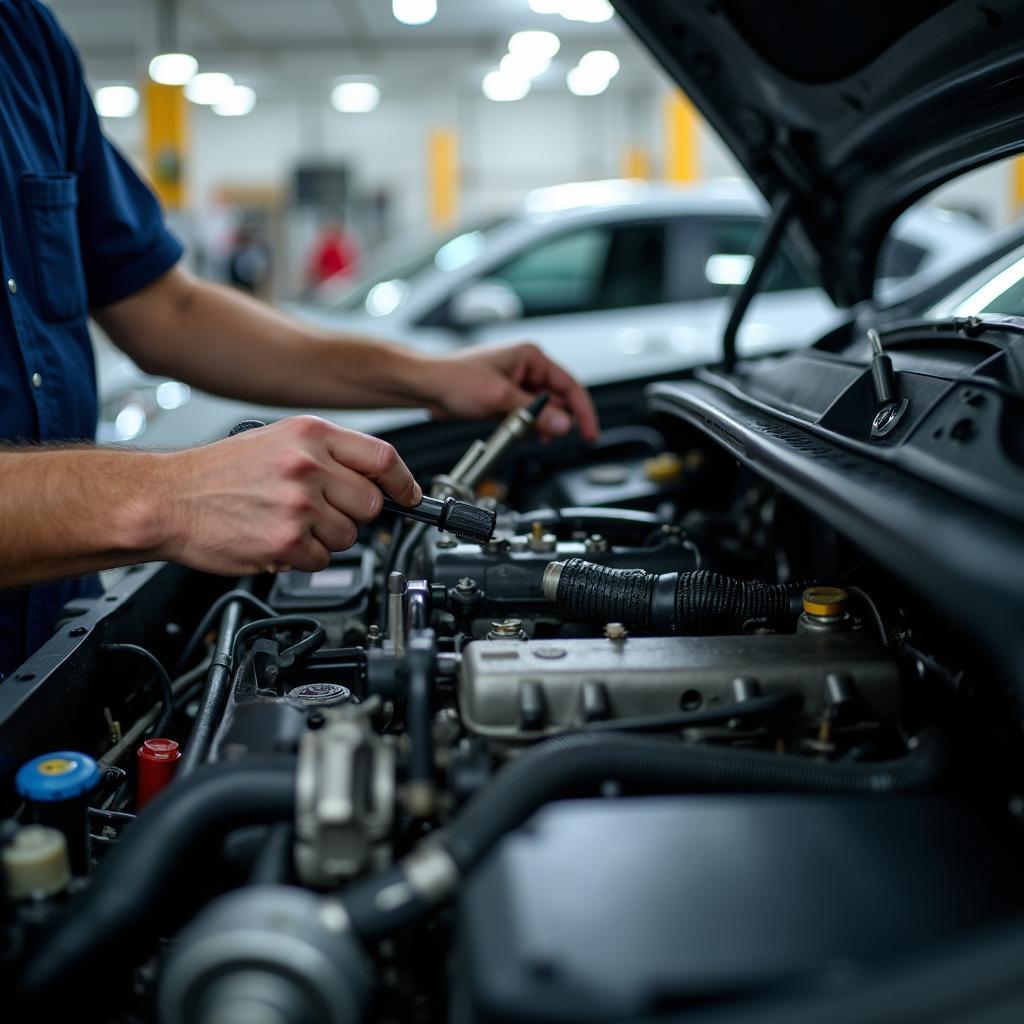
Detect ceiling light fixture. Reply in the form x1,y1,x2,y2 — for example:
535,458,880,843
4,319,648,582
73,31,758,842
578,49,620,79
559,0,614,22
94,85,140,118
392,0,437,26
212,84,256,117
331,81,381,113
148,52,197,85
482,69,531,102
185,71,235,105
501,51,551,79
508,29,561,59
566,65,609,96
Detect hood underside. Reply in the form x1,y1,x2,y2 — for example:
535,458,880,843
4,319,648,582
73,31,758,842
615,0,1024,306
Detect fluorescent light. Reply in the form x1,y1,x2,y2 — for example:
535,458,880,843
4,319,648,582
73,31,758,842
508,30,561,59
94,85,139,118
482,70,531,102
331,81,381,113
185,72,234,105
501,51,550,79
212,84,256,117
528,0,614,20
559,0,614,22
566,65,609,96
148,52,197,85
579,49,620,79
392,0,436,25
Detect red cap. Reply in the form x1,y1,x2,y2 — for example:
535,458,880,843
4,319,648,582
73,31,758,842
137,738,181,808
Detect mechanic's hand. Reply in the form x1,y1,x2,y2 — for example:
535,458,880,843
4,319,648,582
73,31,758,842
420,342,600,442
162,415,421,575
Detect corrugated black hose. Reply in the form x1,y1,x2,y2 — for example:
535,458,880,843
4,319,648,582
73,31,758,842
546,558,807,635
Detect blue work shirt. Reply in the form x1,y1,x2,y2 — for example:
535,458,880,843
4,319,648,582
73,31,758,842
0,0,184,679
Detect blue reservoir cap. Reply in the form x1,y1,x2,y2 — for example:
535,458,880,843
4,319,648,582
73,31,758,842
16,751,102,803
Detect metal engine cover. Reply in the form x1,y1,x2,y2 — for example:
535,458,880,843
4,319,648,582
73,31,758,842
457,633,900,740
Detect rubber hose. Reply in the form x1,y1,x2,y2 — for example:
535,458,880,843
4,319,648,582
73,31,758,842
550,559,805,634
18,758,295,1001
343,728,942,939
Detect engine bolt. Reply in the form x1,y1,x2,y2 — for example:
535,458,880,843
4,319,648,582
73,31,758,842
491,618,523,637
456,577,477,593
584,533,609,553
604,622,628,641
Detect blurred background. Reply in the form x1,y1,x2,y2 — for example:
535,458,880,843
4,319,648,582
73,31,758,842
47,0,1024,445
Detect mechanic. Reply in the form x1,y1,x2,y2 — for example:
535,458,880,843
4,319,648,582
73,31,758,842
0,0,599,679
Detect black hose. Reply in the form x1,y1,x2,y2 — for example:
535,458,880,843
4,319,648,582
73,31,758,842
173,589,275,675
550,559,806,635
18,758,295,1000
441,729,943,874
230,615,326,667
249,823,294,886
343,727,943,939
101,643,175,738
177,597,244,776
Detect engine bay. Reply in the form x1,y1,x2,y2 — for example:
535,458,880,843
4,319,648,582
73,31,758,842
2,363,1023,1024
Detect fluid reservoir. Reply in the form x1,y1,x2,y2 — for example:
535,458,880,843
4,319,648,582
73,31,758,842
137,738,182,808
15,751,101,876
2,824,70,901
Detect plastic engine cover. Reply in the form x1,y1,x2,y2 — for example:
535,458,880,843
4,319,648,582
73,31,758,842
454,796,1024,1022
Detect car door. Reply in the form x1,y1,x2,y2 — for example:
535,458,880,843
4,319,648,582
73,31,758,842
458,219,706,385
675,215,841,357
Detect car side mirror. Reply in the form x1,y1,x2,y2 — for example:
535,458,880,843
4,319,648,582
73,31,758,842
448,280,524,328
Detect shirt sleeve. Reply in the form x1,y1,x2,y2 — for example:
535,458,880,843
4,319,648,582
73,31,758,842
37,3,185,309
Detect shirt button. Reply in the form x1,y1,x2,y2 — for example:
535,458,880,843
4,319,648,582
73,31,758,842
31,372,42,388
6,278,16,295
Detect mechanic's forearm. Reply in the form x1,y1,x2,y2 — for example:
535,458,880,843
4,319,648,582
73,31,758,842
0,447,166,587
95,268,438,410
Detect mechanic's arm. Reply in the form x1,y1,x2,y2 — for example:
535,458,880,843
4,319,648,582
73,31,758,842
0,416,420,588
93,266,599,442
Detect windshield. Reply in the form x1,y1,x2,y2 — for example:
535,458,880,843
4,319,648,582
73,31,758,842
929,244,1024,319
315,217,510,316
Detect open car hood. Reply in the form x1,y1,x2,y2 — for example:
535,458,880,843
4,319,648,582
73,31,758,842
615,0,1024,306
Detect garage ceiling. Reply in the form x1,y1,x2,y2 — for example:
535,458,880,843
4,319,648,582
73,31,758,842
47,0,629,58
44,0,656,99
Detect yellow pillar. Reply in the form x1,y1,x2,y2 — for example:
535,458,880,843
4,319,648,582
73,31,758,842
622,145,651,180
1014,156,1024,212
145,81,188,210
428,128,458,229
664,89,699,183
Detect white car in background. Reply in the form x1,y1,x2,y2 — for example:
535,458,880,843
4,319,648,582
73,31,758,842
96,178,988,446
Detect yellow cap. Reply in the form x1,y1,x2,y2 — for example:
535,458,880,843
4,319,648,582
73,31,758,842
643,452,685,484
802,587,848,617
37,758,74,776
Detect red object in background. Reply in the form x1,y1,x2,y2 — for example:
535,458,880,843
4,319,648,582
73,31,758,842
309,225,359,286
137,738,181,808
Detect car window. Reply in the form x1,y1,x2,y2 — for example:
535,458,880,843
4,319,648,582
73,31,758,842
320,217,510,314
940,250,1024,318
486,222,667,318
698,217,813,299
878,237,927,280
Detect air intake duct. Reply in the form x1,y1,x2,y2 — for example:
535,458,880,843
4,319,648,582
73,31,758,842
542,559,806,635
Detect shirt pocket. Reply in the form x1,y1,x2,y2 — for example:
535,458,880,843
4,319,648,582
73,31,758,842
20,173,88,323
